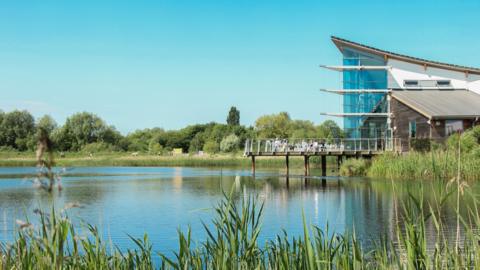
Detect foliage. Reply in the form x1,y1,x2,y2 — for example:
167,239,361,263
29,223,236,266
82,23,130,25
4,190,480,269
220,134,240,152
255,113,343,140
0,110,35,150
339,158,369,176
148,141,164,155
255,112,292,138
53,112,122,151
36,115,57,136
0,108,341,154
226,106,240,126
410,138,431,152
203,140,219,154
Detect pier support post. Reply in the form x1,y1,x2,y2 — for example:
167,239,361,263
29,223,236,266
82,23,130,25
337,156,343,171
285,155,290,176
251,156,256,176
321,155,327,177
304,156,310,176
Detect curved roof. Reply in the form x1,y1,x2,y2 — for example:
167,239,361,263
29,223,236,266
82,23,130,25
331,36,480,75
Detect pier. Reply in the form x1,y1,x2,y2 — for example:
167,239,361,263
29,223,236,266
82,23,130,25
244,138,394,177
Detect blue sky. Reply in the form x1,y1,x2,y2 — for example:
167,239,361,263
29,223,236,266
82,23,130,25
1,0,479,133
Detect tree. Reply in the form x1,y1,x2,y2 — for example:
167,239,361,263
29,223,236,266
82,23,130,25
0,110,35,150
316,120,344,139
220,134,240,152
53,112,122,151
37,115,57,135
227,106,240,126
255,112,291,139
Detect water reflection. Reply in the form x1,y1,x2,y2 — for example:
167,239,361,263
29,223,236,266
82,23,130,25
0,167,474,254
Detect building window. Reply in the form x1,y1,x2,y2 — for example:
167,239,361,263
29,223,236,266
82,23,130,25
404,80,418,87
436,80,451,87
409,121,417,138
445,120,463,136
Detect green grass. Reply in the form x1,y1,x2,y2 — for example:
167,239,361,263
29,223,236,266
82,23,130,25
0,151,340,170
368,150,480,181
2,187,480,269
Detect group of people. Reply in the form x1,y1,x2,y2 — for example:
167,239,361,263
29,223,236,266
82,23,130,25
264,139,345,153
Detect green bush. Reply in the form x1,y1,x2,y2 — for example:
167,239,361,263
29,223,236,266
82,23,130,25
447,132,477,153
203,140,219,154
339,158,369,176
410,138,431,152
220,134,240,152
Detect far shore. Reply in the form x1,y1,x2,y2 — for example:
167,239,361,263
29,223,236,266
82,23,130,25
0,151,340,169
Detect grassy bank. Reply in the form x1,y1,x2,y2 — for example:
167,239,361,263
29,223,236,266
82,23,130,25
1,188,479,269
368,150,480,181
0,151,339,169
340,127,480,180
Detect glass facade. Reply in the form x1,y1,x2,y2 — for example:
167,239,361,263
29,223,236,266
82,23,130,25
342,48,388,139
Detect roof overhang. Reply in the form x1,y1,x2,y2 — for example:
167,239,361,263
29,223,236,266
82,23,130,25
391,90,480,120
331,36,480,75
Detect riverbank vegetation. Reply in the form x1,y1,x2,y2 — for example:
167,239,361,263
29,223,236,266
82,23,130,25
0,108,342,159
2,187,480,269
340,126,480,180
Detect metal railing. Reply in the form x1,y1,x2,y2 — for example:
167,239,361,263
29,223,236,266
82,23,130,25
244,138,398,155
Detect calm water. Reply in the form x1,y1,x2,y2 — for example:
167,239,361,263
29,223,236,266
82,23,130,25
0,166,473,255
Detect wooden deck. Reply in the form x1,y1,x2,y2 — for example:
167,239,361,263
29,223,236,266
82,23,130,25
244,138,392,178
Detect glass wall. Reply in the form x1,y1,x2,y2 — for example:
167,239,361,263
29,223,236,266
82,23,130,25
342,48,388,139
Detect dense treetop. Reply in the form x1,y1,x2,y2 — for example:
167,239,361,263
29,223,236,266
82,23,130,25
0,108,343,154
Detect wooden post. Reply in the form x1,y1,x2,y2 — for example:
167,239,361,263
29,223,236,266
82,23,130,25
251,156,256,176
285,155,290,176
337,155,342,171
321,155,327,177
304,156,310,176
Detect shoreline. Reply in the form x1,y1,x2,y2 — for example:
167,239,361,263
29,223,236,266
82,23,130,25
0,152,339,169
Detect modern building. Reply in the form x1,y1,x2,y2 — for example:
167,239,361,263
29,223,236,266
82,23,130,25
321,36,480,151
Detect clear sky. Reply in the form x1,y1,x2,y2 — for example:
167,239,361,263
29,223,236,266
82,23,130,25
1,0,479,134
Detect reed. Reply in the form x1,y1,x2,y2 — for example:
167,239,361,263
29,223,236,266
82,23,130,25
2,187,480,269
368,150,480,181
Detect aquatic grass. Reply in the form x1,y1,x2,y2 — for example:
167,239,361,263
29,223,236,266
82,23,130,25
368,150,480,181
2,187,480,269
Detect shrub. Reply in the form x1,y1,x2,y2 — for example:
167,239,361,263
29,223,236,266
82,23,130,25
148,141,164,155
220,134,240,152
203,140,219,154
410,138,431,152
339,158,369,176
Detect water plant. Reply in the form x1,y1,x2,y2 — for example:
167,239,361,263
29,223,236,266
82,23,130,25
2,185,480,269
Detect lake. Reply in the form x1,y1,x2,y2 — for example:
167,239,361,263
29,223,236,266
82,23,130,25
0,166,472,256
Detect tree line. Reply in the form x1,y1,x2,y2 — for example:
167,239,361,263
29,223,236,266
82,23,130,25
0,106,343,154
